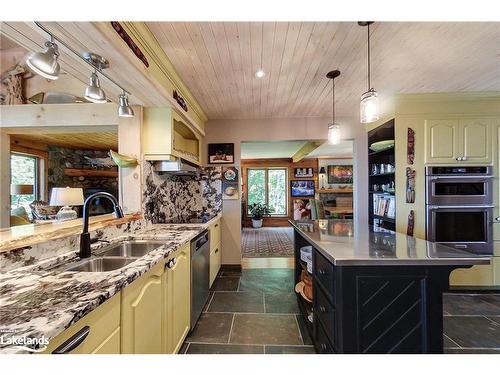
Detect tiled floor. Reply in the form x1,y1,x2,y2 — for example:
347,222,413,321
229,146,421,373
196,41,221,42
181,268,315,354
181,268,500,354
443,293,500,354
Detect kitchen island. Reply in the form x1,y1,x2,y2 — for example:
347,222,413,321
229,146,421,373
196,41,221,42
290,219,491,354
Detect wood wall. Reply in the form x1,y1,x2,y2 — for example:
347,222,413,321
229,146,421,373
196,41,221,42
241,158,318,227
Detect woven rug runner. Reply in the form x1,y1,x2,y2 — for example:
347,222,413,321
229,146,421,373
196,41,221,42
242,227,294,258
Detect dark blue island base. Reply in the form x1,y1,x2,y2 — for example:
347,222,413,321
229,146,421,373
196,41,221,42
291,220,490,354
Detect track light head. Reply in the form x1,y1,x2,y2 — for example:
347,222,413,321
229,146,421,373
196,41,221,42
118,92,134,117
26,41,60,80
84,72,107,103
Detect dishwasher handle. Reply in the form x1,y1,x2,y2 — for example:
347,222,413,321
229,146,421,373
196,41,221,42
193,231,209,251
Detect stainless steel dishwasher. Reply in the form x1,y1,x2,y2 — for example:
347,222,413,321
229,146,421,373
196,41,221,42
190,230,210,329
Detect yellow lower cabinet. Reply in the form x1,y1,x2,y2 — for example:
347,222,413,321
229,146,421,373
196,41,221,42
41,293,121,354
121,260,165,354
209,244,221,287
450,264,495,286
164,243,191,354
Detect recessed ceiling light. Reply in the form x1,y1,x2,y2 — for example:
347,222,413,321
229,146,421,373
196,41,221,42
255,69,265,78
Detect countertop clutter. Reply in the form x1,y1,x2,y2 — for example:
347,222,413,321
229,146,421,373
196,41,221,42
289,219,491,266
0,215,221,354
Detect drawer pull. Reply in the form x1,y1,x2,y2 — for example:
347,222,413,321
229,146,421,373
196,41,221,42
165,258,176,269
319,305,326,313
214,248,219,254
52,326,90,354
318,269,326,275
214,224,219,228
320,343,327,351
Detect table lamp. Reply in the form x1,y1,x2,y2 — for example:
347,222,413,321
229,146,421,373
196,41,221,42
10,184,34,206
319,167,326,189
50,187,84,221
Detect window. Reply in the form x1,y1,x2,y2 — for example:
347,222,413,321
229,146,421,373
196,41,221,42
10,153,39,218
247,168,287,216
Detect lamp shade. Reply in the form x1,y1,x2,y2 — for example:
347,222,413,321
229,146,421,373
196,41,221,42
50,187,84,206
319,167,326,174
11,184,34,195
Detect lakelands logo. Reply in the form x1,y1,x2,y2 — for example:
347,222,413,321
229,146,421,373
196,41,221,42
0,330,49,353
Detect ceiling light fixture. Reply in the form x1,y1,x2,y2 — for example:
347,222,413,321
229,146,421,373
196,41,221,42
255,69,265,78
83,53,108,104
118,91,135,117
358,21,380,124
26,38,60,80
326,70,341,145
30,22,135,117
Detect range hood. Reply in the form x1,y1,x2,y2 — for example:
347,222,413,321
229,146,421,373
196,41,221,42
152,157,200,176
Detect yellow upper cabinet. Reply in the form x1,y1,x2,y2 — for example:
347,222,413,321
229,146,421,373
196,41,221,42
143,107,202,166
425,118,493,165
121,260,165,354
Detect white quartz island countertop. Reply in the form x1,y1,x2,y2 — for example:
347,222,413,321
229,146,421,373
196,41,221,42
289,219,491,267
0,215,221,354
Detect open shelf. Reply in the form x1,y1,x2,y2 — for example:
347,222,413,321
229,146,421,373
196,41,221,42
317,188,353,194
372,214,396,223
64,168,118,178
369,172,395,177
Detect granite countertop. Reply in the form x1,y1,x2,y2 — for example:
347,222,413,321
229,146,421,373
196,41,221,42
0,215,220,354
289,219,491,266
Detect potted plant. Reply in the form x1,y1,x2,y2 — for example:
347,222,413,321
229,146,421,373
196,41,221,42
248,202,271,228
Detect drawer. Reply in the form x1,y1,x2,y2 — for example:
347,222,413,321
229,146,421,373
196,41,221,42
209,219,221,251
314,283,336,346
313,249,335,301
209,244,221,287
315,318,335,354
41,293,121,354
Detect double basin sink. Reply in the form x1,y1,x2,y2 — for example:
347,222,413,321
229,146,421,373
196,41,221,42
58,240,166,273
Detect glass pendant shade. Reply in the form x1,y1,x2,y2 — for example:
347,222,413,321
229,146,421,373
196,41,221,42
118,93,134,117
328,123,341,145
26,41,60,80
84,72,107,103
360,89,380,124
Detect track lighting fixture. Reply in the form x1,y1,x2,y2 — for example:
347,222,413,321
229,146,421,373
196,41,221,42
118,91,134,117
26,38,60,80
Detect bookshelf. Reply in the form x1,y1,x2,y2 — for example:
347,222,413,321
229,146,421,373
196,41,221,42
368,119,396,231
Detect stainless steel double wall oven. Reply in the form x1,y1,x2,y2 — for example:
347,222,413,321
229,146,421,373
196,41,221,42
425,166,494,255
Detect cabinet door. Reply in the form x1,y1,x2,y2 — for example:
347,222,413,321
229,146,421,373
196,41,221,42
121,261,164,354
143,107,174,158
209,245,221,287
92,327,121,354
425,119,460,164
165,243,191,354
460,118,492,164
209,219,221,251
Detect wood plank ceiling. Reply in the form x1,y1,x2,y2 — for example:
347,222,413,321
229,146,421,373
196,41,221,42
147,22,500,120
11,132,118,151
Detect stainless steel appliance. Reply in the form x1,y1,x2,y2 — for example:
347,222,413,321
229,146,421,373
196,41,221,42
190,230,210,329
425,166,494,255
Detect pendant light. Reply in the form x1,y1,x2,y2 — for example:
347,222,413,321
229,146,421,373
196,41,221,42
326,70,341,145
359,21,379,124
26,38,60,80
118,91,135,117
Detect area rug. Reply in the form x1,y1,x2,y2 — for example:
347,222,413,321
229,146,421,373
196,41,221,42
241,227,294,258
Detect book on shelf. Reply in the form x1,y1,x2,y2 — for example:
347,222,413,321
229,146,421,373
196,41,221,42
372,193,396,219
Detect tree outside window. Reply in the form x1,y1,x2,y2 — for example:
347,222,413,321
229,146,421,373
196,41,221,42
10,153,38,217
247,168,287,216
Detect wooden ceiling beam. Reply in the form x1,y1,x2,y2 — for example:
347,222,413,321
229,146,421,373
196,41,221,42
291,141,322,163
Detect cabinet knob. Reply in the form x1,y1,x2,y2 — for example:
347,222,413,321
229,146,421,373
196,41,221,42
320,343,327,350
462,156,467,161
456,157,462,161
215,248,219,253
166,258,176,269
319,305,326,313
215,224,218,228
318,269,326,275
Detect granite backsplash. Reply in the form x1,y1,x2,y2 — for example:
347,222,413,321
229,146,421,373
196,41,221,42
142,162,222,224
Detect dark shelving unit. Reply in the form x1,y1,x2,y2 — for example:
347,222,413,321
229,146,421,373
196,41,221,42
368,119,396,231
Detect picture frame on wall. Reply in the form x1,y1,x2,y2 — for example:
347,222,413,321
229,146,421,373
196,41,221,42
290,180,315,197
208,143,235,164
327,165,353,184
294,167,314,178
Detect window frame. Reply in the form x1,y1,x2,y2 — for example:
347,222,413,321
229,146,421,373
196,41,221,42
10,152,44,203
246,167,288,217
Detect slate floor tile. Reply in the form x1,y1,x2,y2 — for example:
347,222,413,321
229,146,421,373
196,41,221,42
186,312,234,343
186,343,264,354
210,277,240,291
443,335,459,348
230,313,302,345
265,345,316,354
443,294,500,316
479,295,500,309
239,276,294,293
264,292,300,314
444,316,500,348
208,291,265,313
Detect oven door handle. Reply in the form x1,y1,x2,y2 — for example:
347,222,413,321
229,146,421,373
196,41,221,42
430,176,494,180
428,205,495,209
